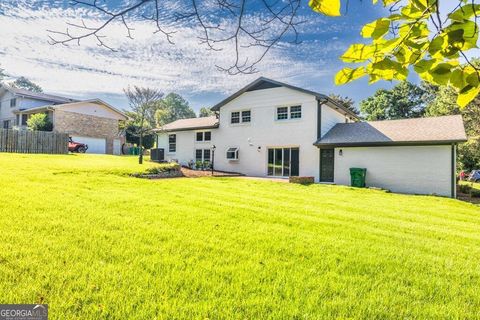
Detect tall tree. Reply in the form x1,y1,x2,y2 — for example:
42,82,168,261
155,93,196,127
425,84,480,171
53,0,480,106
12,77,43,93
124,86,163,164
328,94,359,115
360,82,426,121
199,107,215,118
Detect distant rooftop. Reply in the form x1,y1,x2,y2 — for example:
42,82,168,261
316,115,467,146
1,83,77,104
155,116,219,132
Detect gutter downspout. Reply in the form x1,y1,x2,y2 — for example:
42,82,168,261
316,98,327,183
451,143,457,199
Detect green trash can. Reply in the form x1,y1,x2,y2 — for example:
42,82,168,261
350,168,367,188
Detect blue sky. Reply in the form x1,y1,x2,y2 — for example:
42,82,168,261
0,0,397,113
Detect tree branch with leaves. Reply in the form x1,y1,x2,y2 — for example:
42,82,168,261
311,0,480,107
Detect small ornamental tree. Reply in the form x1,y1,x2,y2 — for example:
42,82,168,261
27,113,53,131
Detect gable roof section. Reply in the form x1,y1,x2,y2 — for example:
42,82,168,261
315,115,467,147
211,77,360,120
154,116,219,132
1,83,77,104
15,99,128,120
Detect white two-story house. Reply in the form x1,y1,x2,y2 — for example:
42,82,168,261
155,77,467,198
0,84,127,154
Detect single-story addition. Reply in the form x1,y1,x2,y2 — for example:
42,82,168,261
155,77,467,198
0,84,128,154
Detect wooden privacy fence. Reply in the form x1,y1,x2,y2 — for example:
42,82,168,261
0,129,69,154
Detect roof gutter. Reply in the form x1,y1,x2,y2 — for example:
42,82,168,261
313,140,468,147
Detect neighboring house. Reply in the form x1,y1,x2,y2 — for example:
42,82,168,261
0,84,127,154
155,77,467,197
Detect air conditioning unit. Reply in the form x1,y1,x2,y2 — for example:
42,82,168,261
150,148,165,162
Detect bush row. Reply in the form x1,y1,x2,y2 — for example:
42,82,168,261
459,184,480,198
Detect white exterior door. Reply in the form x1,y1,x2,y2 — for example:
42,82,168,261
113,139,121,155
71,136,106,154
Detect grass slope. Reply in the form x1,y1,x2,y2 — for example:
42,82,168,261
0,153,480,319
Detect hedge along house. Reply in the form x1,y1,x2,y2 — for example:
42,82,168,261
155,77,467,197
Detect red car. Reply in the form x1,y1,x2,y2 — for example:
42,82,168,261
68,137,88,153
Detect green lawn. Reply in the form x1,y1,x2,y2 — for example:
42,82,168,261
1,153,480,319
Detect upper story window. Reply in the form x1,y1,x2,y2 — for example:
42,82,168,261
276,105,302,120
196,131,211,142
10,98,16,108
241,110,251,123
277,107,288,120
290,106,302,119
168,134,176,153
231,112,240,124
231,110,251,124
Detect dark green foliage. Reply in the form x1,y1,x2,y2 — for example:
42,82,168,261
155,93,196,126
199,107,215,117
328,94,359,115
125,123,155,149
360,82,426,120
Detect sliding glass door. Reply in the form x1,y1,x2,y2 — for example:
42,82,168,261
268,147,299,177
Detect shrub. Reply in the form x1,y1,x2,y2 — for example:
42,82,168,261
145,163,180,174
289,176,315,185
459,184,472,194
470,188,480,198
27,113,53,131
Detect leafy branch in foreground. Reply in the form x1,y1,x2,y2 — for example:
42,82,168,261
311,0,480,107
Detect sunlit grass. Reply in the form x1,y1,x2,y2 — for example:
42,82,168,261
0,153,479,319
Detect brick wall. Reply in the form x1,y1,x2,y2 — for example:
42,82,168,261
53,110,123,154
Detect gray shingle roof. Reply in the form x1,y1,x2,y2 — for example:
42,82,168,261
155,116,219,132
2,83,77,104
315,115,467,146
211,77,360,120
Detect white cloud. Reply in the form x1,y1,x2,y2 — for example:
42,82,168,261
0,2,344,108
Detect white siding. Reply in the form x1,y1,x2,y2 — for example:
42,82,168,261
58,102,124,120
213,86,320,179
156,86,350,181
321,103,348,137
0,91,16,123
334,145,453,197
158,131,196,164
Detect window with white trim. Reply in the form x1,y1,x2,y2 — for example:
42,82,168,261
10,98,16,108
168,134,176,153
226,147,239,160
241,110,251,123
231,110,251,124
231,112,240,124
195,149,211,162
290,105,302,119
276,105,302,120
276,107,288,120
196,131,212,142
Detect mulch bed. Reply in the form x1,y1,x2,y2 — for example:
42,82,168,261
180,167,242,178
457,191,480,205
